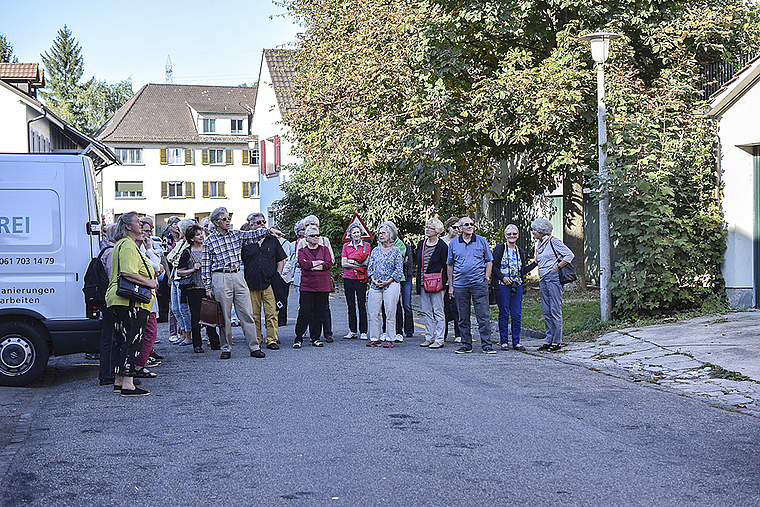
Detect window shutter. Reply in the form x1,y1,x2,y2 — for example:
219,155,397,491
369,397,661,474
274,135,281,171
202,181,210,198
160,148,168,165
184,148,193,165
161,181,168,198
242,149,250,165
260,140,266,175
225,149,233,165
242,181,250,198
201,149,209,165
218,181,226,197
185,181,194,198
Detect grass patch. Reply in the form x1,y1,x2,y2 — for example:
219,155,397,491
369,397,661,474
703,363,755,382
490,285,734,343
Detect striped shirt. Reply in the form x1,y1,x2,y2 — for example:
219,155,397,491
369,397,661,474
201,228,269,289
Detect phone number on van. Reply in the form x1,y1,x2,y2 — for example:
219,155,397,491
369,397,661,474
0,257,56,265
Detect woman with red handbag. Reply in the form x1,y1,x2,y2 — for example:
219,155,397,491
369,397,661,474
416,218,449,349
341,224,370,340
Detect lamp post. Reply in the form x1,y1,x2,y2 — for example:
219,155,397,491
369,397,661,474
580,31,620,322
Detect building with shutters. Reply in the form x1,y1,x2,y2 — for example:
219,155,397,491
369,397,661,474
95,83,262,233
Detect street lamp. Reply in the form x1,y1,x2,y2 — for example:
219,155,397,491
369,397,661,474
580,31,621,322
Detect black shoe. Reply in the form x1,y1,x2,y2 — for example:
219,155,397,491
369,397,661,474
513,344,526,351
85,353,99,360
548,344,562,352
194,346,205,353
266,343,280,350
250,349,266,358
482,346,497,354
132,368,157,378
311,340,324,347
293,341,302,349
538,343,552,351
121,387,150,397
99,378,114,386
324,336,333,343
220,351,231,359
455,346,472,354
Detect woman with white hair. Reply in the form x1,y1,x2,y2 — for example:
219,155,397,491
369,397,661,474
531,218,574,352
294,224,333,348
416,218,448,348
491,224,530,351
296,215,335,341
366,222,403,348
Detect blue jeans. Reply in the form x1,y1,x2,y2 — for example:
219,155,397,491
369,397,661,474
396,279,414,336
171,280,192,332
454,282,492,349
495,284,522,345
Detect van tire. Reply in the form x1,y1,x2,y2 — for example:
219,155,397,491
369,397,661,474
0,321,50,386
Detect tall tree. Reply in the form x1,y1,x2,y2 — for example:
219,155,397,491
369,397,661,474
39,25,85,125
0,33,18,63
76,78,133,135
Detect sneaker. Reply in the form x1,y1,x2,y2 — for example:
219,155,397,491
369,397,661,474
500,343,510,351
343,331,358,339
293,341,302,349
168,335,180,343
220,351,231,359
548,344,562,352
382,341,393,348
380,333,389,342
311,340,324,347
250,349,266,358
455,346,472,354
454,336,462,343
513,344,526,352
146,357,161,368
394,334,404,343
121,387,150,397
366,340,382,347
428,342,444,349
420,340,433,347
482,346,497,354
538,343,552,351
359,333,368,340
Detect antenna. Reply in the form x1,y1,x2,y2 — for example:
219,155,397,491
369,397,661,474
165,55,173,83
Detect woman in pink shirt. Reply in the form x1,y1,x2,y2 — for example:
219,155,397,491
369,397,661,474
294,225,334,348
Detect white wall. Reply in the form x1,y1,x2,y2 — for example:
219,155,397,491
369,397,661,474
717,85,760,308
100,143,261,229
0,86,35,152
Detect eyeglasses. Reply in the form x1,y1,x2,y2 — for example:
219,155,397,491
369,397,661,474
216,217,230,222
461,222,474,227
506,233,518,237
253,220,266,225
307,234,319,237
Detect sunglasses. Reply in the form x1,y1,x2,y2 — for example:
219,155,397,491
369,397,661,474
253,220,265,225
461,222,474,227
506,233,518,236
308,234,319,237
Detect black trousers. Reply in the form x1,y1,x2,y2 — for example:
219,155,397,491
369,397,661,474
111,306,149,377
278,283,290,327
295,291,329,343
183,287,206,348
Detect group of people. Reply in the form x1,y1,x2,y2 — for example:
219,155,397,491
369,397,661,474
96,207,574,397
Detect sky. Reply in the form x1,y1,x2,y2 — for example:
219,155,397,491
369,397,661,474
1,0,303,90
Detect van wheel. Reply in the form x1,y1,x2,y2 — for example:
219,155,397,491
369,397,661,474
0,321,49,386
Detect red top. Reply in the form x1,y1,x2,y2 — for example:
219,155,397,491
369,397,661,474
298,244,333,292
341,240,370,279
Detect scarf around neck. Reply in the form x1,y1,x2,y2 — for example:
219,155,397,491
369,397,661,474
535,234,552,255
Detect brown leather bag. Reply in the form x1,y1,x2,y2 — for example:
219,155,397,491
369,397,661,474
199,297,223,327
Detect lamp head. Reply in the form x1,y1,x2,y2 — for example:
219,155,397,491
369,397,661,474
580,32,622,64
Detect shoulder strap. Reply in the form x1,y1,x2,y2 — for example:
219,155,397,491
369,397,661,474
549,237,561,260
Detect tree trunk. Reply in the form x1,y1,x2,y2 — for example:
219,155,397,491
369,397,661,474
563,177,586,290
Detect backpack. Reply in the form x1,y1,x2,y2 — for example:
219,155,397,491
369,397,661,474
82,245,113,308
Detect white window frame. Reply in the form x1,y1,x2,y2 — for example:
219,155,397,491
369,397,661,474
167,181,184,198
115,181,144,198
249,144,260,166
209,148,224,165
202,118,216,133
246,181,260,198
116,148,143,165
167,148,184,165
231,119,244,134
208,181,222,198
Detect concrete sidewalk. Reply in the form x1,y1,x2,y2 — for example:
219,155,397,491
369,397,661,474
553,311,760,417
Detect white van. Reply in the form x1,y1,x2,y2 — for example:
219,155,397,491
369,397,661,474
0,154,102,386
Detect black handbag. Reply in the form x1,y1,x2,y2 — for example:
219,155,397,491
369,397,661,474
114,242,153,304
549,238,578,285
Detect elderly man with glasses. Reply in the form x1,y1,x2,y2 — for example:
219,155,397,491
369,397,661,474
446,217,495,354
201,207,270,359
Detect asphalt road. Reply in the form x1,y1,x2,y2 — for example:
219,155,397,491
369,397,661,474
2,291,760,506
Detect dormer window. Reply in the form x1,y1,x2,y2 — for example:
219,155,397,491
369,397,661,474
231,119,243,134
202,118,216,133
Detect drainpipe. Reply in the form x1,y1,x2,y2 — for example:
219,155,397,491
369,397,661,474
27,108,47,153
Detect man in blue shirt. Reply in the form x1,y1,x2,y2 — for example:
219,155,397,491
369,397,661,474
446,217,495,354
